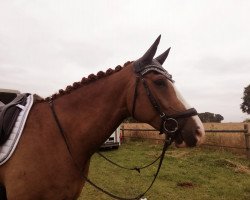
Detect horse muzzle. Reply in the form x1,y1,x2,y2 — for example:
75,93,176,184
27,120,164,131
174,116,205,147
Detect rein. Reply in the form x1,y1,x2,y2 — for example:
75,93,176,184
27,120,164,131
91,135,172,200
96,71,198,188
49,99,172,200
48,64,198,200
97,150,161,174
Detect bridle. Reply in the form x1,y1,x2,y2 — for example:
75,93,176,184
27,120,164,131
48,64,198,200
132,63,198,140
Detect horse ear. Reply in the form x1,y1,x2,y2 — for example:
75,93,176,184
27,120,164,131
155,47,171,65
140,35,161,64
135,35,161,68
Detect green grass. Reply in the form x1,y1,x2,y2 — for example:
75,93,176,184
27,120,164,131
79,141,250,200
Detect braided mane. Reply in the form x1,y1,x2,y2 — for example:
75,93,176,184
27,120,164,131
42,61,132,101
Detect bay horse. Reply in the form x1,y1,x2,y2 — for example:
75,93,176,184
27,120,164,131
0,35,205,200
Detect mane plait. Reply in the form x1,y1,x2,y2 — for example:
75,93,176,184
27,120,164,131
96,71,105,78
43,63,129,101
123,61,132,67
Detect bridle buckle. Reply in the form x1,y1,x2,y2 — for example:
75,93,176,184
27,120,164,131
160,112,166,118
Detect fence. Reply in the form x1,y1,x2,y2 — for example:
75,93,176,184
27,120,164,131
120,123,250,159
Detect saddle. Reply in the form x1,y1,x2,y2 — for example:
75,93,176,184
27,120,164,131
0,93,29,145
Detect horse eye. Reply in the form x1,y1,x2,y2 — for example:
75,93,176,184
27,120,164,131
154,79,166,87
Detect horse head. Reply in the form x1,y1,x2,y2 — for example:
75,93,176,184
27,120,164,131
127,35,205,147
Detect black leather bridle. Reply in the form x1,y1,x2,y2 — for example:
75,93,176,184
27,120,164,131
132,64,198,141
49,64,199,200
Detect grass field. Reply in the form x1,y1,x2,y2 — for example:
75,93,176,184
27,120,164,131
79,141,250,200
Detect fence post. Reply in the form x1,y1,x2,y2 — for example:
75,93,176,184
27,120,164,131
121,124,124,143
244,124,250,159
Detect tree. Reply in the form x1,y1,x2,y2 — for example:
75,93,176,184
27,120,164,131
198,112,224,123
241,84,250,114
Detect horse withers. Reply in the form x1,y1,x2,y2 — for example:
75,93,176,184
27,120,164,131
0,36,205,200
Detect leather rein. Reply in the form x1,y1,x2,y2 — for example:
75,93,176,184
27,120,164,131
48,65,198,200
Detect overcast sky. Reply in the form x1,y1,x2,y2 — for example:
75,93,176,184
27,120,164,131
0,0,249,122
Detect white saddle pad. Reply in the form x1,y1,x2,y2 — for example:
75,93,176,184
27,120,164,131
0,94,34,165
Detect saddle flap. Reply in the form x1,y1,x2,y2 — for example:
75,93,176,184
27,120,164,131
0,94,28,145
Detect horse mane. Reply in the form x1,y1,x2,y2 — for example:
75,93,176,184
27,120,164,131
40,61,132,102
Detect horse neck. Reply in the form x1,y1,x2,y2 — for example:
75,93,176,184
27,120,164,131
53,67,131,166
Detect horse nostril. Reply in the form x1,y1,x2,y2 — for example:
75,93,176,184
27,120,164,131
195,127,205,145
196,128,203,137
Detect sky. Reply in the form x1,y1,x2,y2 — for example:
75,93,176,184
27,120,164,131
0,0,249,122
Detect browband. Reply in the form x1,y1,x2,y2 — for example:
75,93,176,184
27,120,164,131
134,64,174,83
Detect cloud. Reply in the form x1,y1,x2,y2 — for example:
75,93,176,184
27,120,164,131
0,0,250,122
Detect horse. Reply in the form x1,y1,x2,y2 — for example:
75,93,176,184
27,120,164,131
0,35,205,200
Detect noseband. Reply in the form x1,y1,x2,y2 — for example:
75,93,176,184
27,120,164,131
132,64,198,141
